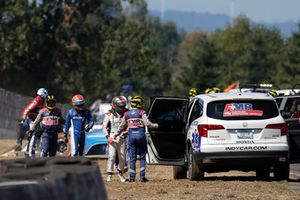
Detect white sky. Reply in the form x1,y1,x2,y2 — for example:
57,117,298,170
146,0,300,23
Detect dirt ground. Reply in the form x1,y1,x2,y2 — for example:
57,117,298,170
97,159,300,200
0,139,16,155
0,140,299,200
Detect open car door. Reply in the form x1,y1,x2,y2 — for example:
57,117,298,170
146,96,189,165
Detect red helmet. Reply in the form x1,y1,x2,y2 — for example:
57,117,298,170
72,94,85,110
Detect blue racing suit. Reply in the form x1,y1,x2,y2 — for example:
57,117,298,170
64,108,94,156
115,108,158,180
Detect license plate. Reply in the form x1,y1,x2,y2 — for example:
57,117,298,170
237,130,253,139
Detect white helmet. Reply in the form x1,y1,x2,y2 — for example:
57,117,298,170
37,88,48,99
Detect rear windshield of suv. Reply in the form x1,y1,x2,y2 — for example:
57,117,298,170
207,100,279,120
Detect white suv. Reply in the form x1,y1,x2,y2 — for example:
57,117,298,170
146,92,289,181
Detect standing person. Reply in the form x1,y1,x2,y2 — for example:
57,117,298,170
114,96,159,182
103,96,128,182
27,95,64,157
64,94,94,156
15,88,48,154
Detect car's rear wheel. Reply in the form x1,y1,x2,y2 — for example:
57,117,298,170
273,162,289,181
188,148,204,181
173,166,187,179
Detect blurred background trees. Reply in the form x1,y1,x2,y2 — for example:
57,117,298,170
1,0,300,104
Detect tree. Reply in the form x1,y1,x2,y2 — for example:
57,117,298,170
213,15,283,87
170,31,219,95
277,25,300,88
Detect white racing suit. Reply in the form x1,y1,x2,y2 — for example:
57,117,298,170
103,110,126,174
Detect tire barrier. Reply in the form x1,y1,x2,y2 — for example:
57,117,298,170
0,157,107,200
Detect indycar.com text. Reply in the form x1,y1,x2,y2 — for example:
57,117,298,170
225,146,267,151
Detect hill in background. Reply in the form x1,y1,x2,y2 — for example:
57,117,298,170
149,10,299,37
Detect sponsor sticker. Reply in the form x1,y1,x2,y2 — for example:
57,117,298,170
223,103,263,117
192,130,201,152
127,118,144,128
225,146,267,151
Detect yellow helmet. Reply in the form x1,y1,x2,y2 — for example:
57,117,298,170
205,87,222,94
213,87,222,93
188,88,199,97
205,88,214,94
269,89,278,97
46,95,56,110
130,95,143,108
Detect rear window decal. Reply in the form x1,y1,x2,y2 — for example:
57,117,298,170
223,103,263,117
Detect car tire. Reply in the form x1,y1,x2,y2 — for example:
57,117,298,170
173,166,187,179
256,168,270,180
273,162,289,181
188,148,204,181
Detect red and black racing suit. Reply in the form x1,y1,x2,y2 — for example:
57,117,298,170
16,95,45,149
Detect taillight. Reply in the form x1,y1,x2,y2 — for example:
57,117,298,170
265,123,288,136
197,124,225,137
291,111,300,119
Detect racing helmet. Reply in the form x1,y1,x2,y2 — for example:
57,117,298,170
112,96,127,113
130,95,143,109
269,89,278,97
188,88,199,97
37,88,48,99
205,88,215,94
72,94,85,110
46,95,56,110
213,87,222,93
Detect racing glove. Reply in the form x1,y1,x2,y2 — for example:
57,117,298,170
25,130,33,138
19,119,25,126
85,124,91,132
107,136,113,144
64,134,68,144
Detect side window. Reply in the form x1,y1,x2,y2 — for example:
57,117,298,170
189,100,203,125
285,97,300,112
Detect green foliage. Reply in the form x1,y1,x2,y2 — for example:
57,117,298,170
212,16,284,87
0,1,300,104
281,25,300,88
171,31,219,95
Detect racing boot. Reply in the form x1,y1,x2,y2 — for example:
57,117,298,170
118,172,126,182
14,143,22,152
140,177,149,182
107,174,112,182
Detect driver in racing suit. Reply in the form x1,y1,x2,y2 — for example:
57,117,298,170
114,96,159,182
104,96,128,182
64,94,94,156
28,95,64,157
15,88,48,156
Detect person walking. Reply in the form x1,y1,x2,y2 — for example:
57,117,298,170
114,96,159,182
15,88,48,156
64,94,94,156
27,95,64,157
104,96,128,182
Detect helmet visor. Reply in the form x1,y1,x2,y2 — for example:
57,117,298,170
47,100,56,109
75,104,85,110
